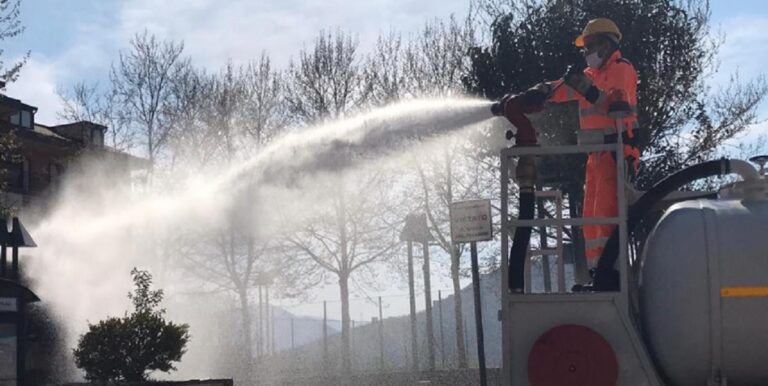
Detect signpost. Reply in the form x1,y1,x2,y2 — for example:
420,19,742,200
400,212,435,372
450,200,492,386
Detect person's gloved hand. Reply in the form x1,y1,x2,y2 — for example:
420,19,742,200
563,65,600,104
522,83,553,111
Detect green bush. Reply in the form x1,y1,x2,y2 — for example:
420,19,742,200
73,268,190,382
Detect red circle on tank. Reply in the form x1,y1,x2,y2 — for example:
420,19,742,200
528,324,619,386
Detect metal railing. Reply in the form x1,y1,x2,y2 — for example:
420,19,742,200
500,134,630,296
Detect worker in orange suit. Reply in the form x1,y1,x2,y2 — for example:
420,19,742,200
526,18,641,264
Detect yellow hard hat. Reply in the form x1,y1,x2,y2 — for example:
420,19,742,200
574,18,622,47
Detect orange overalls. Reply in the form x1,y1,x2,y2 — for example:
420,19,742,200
549,50,640,262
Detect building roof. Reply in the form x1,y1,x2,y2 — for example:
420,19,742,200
49,120,107,134
0,95,37,114
0,94,149,169
32,123,69,141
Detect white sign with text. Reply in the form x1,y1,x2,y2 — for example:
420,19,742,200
450,199,493,243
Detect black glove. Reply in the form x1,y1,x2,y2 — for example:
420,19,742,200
522,83,553,110
563,65,600,104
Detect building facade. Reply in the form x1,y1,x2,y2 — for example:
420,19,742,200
0,95,147,216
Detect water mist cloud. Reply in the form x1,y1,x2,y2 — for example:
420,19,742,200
24,96,498,380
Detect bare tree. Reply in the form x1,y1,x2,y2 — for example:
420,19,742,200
368,17,475,103
198,61,249,163
396,17,480,368
403,16,476,97
180,222,271,380
284,29,373,125
163,64,212,171
167,55,284,168
165,54,291,382
367,31,408,105
0,0,27,85
240,54,286,151
413,139,499,368
110,30,192,166
286,173,399,375
281,30,396,374
57,82,135,151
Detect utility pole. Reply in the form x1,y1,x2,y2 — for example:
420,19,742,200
401,212,436,374
423,242,436,371
407,240,419,372
258,285,263,357
351,320,356,372
448,199,491,375
471,242,487,386
438,290,445,366
379,296,385,370
265,284,270,354
323,301,328,351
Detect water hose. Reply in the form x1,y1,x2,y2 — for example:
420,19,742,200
509,190,535,292
491,95,539,292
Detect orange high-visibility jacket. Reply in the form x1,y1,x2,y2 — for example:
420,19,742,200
550,50,639,142
549,50,640,261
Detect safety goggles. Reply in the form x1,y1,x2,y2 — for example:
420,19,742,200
581,39,604,55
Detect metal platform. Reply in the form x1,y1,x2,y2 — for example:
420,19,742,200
499,130,664,385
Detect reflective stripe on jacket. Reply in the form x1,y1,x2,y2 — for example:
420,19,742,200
550,50,639,145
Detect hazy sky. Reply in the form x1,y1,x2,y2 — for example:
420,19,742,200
3,0,470,124
4,0,768,126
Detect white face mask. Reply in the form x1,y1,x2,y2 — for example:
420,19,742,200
585,51,603,69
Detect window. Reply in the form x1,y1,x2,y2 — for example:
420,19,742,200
8,110,32,128
91,128,104,146
20,110,31,128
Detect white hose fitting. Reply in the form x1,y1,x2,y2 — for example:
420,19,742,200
720,159,766,201
728,159,761,181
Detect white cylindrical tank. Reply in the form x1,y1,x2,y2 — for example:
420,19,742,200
640,197,768,386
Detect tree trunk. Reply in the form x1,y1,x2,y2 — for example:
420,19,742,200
339,272,352,375
407,241,419,373
444,152,468,368
451,244,468,368
238,286,253,381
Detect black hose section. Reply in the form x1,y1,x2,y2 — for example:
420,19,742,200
509,190,536,291
595,159,730,280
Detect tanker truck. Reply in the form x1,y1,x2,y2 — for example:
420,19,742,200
494,98,768,386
